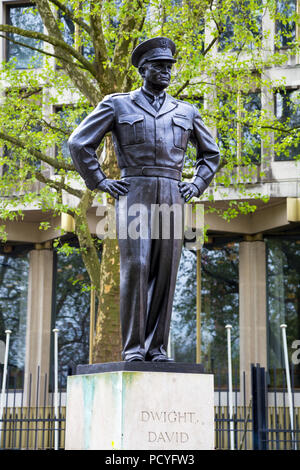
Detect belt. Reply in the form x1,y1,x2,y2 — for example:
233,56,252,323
121,166,181,181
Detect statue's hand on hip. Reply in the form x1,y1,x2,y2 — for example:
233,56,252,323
96,178,130,199
178,182,199,202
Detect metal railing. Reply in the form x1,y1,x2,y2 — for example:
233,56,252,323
214,369,253,450
213,364,300,450
0,367,65,450
252,364,300,450
0,364,299,450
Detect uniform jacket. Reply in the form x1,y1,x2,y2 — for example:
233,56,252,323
68,87,220,193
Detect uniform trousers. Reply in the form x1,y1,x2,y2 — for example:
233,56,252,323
116,176,184,361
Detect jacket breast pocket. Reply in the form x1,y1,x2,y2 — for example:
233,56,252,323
172,116,192,150
118,114,145,146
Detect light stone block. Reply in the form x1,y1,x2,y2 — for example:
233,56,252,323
65,370,214,450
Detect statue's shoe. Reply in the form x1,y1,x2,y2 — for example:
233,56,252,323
151,355,174,362
124,355,145,362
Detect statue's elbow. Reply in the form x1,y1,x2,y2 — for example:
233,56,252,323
68,134,80,156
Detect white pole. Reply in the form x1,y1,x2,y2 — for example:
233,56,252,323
280,324,296,450
53,328,59,451
0,330,12,445
225,324,234,450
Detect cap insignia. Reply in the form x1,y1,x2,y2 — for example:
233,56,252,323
160,39,168,49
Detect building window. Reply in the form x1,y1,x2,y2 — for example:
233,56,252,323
201,241,239,383
266,238,300,388
275,0,297,49
51,246,90,389
217,91,261,167
58,8,74,46
51,241,101,389
218,1,262,52
217,94,237,165
170,242,239,386
274,88,300,161
56,7,94,67
170,247,197,362
2,85,42,180
6,3,44,69
183,97,204,169
54,107,73,165
0,246,30,389
54,106,88,173
218,13,236,52
242,91,261,164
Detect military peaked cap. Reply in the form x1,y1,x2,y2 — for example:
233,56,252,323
131,37,176,68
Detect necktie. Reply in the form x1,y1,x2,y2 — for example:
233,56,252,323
152,95,162,111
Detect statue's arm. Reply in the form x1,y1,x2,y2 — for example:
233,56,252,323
178,106,220,202
68,97,116,191
189,106,220,196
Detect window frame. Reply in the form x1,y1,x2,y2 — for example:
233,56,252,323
0,243,32,389
274,86,300,161
275,0,298,50
5,1,44,69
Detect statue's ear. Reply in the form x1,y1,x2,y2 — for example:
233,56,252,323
138,65,146,78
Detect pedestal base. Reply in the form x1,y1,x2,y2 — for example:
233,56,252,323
65,362,214,450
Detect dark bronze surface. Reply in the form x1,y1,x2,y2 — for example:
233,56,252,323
76,362,205,375
68,37,220,362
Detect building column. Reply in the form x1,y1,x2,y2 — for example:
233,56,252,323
239,237,267,402
24,244,54,405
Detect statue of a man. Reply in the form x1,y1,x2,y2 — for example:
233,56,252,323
68,37,220,363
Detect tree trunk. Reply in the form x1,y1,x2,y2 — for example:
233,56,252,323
93,134,122,363
93,236,122,362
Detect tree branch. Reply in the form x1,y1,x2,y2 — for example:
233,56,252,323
204,0,224,55
236,119,300,134
209,0,224,35
0,130,75,171
255,124,300,134
19,87,42,99
89,0,115,90
34,170,83,198
48,0,92,35
39,118,71,137
74,188,101,290
174,80,190,97
119,1,148,91
35,0,101,105
0,33,90,71
113,0,148,70
203,35,219,56
0,23,97,78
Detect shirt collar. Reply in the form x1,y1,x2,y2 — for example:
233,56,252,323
142,86,165,101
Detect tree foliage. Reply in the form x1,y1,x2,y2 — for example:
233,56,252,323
0,0,299,360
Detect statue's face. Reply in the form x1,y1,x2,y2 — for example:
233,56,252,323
140,60,173,90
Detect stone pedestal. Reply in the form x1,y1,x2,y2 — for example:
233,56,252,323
65,363,214,450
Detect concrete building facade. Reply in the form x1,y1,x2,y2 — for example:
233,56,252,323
0,0,299,402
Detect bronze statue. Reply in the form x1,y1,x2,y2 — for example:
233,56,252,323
68,37,220,362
